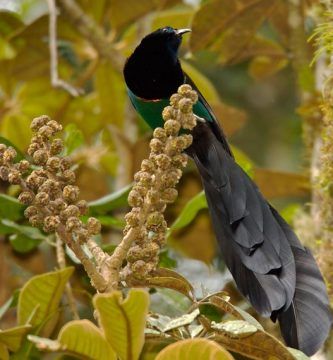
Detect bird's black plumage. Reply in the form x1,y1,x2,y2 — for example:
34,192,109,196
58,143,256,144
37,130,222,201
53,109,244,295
123,26,332,356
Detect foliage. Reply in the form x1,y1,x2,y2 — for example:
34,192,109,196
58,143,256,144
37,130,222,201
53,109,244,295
0,0,331,359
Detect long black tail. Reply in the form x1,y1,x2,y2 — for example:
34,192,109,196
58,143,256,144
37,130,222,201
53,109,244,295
187,121,332,356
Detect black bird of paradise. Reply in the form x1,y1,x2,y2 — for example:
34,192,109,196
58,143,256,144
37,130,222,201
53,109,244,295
123,26,332,356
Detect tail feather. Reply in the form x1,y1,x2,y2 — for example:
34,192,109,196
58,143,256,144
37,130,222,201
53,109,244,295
277,247,332,355
188,121,332,355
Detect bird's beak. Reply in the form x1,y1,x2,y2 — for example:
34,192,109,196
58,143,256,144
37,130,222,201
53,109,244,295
175,28,191,36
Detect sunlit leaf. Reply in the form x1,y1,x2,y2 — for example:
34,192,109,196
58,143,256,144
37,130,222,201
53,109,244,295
29,320,117,360
254,168,309,199
0,325,31,352
18,267,74,336
0,37,16,59
94,289,149,360
88,183,132,213
155,338,234,360
287,347,310,360
231,146,254,177
190,0,278,64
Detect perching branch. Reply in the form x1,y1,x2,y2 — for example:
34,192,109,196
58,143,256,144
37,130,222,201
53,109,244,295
0,85,199,294
47,0,82,96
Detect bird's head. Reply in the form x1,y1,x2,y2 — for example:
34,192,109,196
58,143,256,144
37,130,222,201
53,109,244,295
137,26,191,57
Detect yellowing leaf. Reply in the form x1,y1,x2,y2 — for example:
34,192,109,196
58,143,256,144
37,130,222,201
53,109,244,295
58,320,116,359
18,267,74,335
0,343,9,360
95,61,126,128
156,338,234,360
0,325,31,352
211,320,258,338
254,168,309,199
94,289,149,360
191,0,278,64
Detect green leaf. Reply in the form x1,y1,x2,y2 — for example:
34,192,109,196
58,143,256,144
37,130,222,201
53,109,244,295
170,191,207,232
88,184,132,214
18,267,74,335
0,195,24,221
231,146,254,177
155,338,234,360
0,0,48,25
64,123,84,155
159,249,177,269
94,289,150,360
0,325,31,352
0,36,16,59
0,290,20,320
29,320,117,360
0,219,46,252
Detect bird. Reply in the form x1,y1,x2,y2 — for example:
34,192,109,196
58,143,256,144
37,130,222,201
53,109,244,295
123,26,332,356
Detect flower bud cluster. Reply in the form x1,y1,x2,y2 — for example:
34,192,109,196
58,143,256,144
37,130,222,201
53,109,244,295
125,85,198,280
0,116,100,244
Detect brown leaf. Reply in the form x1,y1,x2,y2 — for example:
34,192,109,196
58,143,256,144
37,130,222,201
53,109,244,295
109,0,181,30
190,0,278,64
254,168,310,199
212,102,247,136
268,0,290,45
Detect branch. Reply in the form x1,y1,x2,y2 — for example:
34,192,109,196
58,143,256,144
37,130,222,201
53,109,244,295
47,0,82,96
57,0,124,72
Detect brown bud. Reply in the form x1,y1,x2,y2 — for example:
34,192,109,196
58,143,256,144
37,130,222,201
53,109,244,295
49,198,67,212
170,93,182,108
161,172,179,188
87,217,101,235
27,143,40,156
60,158,72,170
0,166,9,181
24,206,39,218
18,191,35,205
164,119,181,136
50,139,64,155
31,135,44,145
8,170,21,185
131,260,149,279
127,246,144,263
134,171,152,187
66,217,82,232
132,185,147,197
146,189,159,204
17,160,30,173
63,185,79,203
178,98,193,113
161,188,178,203
44,215,60,232
46,157,61,172
33,149,48,165
162,106,175,121
35,191,50,206
153,128,167,142
128,190,143,207
149,138,164,154
141,159,154,172
47,120,62,133
75,228,89,244
178,84,198,103
39,179,60,194
76,200,88,215
62,169,75,184
29,215,43,227
38,125,53,138
0,144,7,154
61,205,80,220
172,154,188,168
154,154,171,170
125,210,140,227
3,147,16,162
146,212,164,228
31,115,49,132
